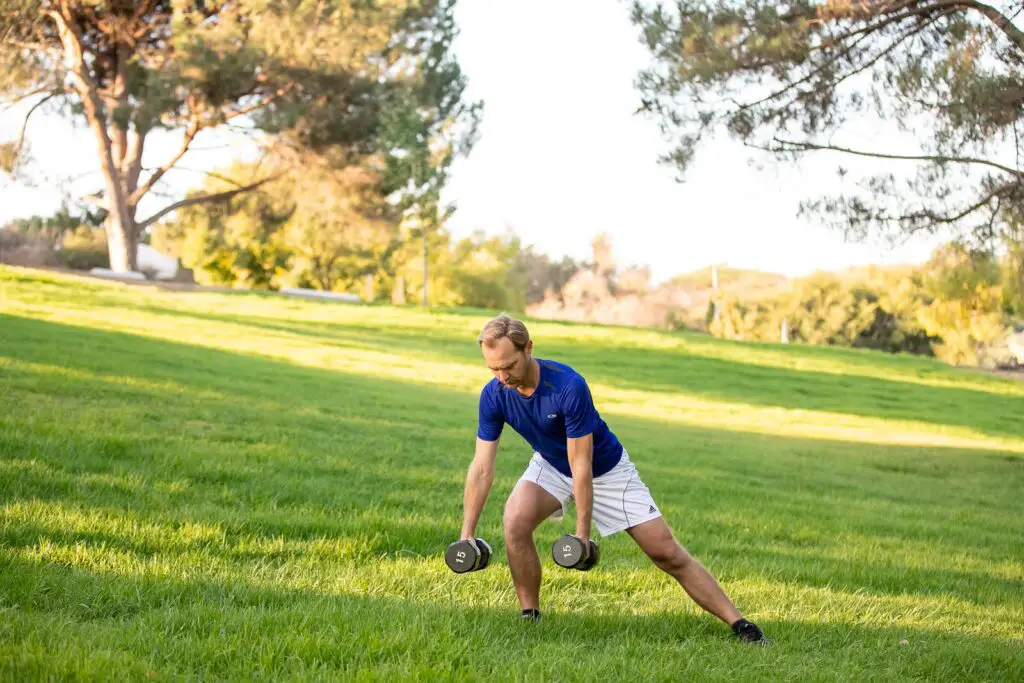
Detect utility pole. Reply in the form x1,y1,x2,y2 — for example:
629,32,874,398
422,225,428,308
711,264,720,324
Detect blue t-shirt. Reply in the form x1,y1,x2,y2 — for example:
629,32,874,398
477,358,623,478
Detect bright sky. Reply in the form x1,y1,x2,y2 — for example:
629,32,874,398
0,0,954,284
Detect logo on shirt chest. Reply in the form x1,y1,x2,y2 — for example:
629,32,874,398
546,413,559,419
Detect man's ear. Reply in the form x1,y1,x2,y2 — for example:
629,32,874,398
525,339,534,356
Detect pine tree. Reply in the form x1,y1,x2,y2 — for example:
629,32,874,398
631,0,1024,245
0,0,480,272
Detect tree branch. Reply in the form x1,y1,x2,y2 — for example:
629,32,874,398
6,39,63,61
922,179,1021,224
149,166,246,187
222,84,295,122
130,84,290,206
108,44,131,172
959,0,1024,53
770,137,1024,177
124,127,146,193
136,171,287,230
736,8,950,121
131,0,161,24
47,6,131,215
8,92,59,160
837,1,1024,54
129,118,200,205
0,87,56,111
792,0,1024,54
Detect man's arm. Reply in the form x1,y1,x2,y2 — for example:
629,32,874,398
567,433,594,545
460,437,500,540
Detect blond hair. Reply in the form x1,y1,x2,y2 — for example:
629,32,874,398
477,314,530,351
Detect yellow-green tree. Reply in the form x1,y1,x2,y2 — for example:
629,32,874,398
152,160,398,292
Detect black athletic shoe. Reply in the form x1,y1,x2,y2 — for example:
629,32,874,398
520,609,541,623
731,618,770,646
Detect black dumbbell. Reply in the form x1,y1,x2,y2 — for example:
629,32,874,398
444,538,492,573
552,534,599,571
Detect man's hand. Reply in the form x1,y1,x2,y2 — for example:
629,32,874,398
552,533,599,570
457,537,481,561
576,534,591,561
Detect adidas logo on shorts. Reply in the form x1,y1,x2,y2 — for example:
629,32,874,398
649,505,657,513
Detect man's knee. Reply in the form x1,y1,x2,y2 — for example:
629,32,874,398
647,541,691,573
503,496,538,544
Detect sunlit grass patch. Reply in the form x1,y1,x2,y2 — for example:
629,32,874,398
1,266,1022,681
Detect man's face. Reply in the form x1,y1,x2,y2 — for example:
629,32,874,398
482,337,532,388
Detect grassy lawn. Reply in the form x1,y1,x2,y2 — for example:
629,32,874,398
1,265,1022,681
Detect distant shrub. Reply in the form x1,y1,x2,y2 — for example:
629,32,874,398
55,228,109,271
0,228,58,267
56,247,109,271
711,269,940,356
705,243,1024,367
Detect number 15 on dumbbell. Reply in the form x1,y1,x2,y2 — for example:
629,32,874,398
444,538,492,573
552,534,599,571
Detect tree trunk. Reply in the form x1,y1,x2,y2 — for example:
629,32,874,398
106,212,137,272
96,144,138,272
106,44,138,273
51,6,139,273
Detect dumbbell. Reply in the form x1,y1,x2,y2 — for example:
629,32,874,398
552,534,599,571
444,538,492,573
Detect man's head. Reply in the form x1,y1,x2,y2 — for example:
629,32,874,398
478,314,534,389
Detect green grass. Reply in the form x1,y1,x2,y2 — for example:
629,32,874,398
1,265,1022,682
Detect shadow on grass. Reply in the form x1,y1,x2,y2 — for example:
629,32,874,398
87,303,1024,441
0,552,1021,682
2,315,1022,615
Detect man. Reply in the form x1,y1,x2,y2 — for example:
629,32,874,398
458,314,770,645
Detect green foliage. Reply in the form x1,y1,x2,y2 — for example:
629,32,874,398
916,243,1012,366
448,231,527,311
153,163,526,310
670,266,788,294
708,244,1024,366
270,165,399,293
512,247,584,305
55,226,109,271
632,0,1024,245
1,1,480,273
7,204,83,249
153,167,292,289
380,227,526,309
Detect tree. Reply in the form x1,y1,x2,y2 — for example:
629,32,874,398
6,202,82,249
618,264,652,295
275,165,398,292
513,247,583,305
448,230,527,310
631,0,1024,247
151,161,293,288
1,0,479,272
152,159,400,291
591,232,616,278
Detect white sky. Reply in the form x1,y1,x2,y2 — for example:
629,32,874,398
0,0,961,284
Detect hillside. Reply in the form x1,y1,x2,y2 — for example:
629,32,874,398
667,265,791,295
1,266,1022,681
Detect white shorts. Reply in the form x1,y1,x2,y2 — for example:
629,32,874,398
515,448,662,537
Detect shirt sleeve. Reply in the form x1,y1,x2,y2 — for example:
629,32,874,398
477,383,504,441
562,374,598,438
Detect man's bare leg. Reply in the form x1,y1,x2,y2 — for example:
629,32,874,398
503,481,562,612
627,517,742,625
